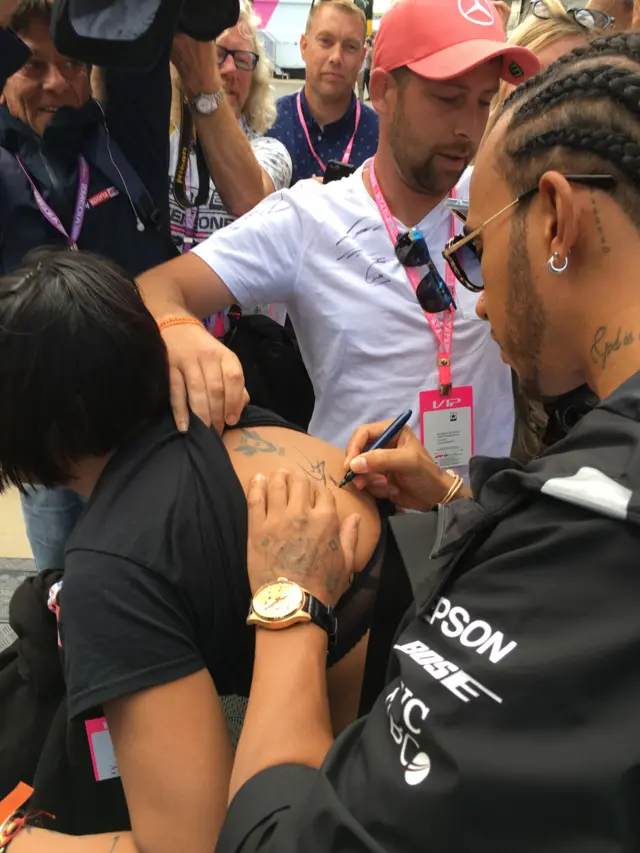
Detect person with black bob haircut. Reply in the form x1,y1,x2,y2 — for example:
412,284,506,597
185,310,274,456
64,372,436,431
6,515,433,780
0,249,170,493
0,247,386,853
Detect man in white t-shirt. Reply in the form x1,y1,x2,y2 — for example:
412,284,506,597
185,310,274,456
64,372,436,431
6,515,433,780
139,0,540,476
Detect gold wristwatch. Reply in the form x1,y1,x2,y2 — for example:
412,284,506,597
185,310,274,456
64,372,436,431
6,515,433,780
247,577,337,649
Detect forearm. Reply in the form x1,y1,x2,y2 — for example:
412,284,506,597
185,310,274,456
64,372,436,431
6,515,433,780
12,829,135,853
137,262,191,320
181,61,271,217
230,624,334,802
193,103,272,217
138,251,236,320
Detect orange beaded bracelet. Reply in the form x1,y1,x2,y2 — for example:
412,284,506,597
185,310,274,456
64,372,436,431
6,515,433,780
158,316,204,332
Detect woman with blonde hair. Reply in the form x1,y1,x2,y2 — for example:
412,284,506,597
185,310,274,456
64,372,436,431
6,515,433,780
168,0,292,339
486,0,611,139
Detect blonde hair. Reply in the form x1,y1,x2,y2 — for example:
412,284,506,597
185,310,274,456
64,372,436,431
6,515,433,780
305,0,367,40
483,0,594,139
170,0,277,136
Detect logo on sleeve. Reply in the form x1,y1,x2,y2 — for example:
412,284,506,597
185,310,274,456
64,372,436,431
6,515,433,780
385,682,432,787
458,0,495,26
395,640,502,705
428,596,518,664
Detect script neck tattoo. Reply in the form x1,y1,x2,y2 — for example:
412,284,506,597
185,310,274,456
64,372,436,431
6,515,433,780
590,325,637,370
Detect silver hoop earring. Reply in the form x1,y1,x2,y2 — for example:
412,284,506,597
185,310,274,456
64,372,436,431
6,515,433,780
547,252,568,274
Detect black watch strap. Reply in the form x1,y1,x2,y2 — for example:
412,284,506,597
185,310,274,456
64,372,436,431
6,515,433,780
306,594,338,649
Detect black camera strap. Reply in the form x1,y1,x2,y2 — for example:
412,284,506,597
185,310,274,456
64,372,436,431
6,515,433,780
172,97,210,210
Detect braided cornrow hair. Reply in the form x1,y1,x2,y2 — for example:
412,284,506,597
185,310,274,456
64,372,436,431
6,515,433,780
496,32,640,226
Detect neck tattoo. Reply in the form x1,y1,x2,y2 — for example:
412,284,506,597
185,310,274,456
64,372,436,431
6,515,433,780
590,325,636,369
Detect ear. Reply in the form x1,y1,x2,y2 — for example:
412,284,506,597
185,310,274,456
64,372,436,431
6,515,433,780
369,68,395,116
300,32,308,62
538,171,580,265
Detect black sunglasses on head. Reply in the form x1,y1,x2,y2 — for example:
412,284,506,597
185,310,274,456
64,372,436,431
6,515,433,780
216,44,259,71
395,228,456,314
531,0,614,29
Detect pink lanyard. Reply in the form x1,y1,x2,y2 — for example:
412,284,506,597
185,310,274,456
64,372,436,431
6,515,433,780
296,91,361,173
369,156,457,395
16,155,90,251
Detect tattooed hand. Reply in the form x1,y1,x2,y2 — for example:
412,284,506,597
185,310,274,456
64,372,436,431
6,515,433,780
246,470,361,606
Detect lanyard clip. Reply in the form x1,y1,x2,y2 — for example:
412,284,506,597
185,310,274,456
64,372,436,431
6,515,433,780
438,356,451,396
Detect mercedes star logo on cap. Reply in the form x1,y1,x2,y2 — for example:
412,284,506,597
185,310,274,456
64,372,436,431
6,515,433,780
458,0,496,26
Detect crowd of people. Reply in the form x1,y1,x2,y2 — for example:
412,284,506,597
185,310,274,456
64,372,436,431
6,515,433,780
1,0,640,850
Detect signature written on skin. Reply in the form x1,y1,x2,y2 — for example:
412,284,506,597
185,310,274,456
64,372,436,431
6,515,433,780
233,429,340,486
591,326,636,369
296,455,340,488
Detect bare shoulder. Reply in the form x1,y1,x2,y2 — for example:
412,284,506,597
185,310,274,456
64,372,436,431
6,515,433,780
223,426,381,568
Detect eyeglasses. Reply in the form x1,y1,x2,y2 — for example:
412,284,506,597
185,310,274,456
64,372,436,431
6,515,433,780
216,45,259,72
531,0,614,30
395,228,456,314
443,174,617,293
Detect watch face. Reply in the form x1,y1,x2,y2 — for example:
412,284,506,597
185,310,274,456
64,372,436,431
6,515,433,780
195,95,215,115
253,580,304,620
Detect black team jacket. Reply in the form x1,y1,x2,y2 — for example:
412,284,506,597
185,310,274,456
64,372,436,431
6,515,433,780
217,371,640,853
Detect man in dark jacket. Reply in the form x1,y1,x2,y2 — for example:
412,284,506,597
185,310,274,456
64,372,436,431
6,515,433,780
214,31,640,853
0,0,173,276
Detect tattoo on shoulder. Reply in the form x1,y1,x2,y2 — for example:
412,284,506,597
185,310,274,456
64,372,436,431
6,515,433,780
234,432,341,486
591,325,636,369
234,428,286,457
109,836,120,853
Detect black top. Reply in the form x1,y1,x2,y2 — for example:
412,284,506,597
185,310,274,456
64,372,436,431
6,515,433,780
59,406,383,720
60,410,249,718
216,373,640,853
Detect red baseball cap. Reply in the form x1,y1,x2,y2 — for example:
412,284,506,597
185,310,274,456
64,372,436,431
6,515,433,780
374,0,541,86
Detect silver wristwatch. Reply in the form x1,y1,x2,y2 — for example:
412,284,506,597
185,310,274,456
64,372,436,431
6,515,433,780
190,89,225,116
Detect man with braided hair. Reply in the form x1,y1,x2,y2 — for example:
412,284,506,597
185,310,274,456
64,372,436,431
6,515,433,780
211,31,640,853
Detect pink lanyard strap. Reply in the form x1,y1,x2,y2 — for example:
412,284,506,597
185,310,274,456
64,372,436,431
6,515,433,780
296,91,361,173
369,156,457,395
16,155,90,251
